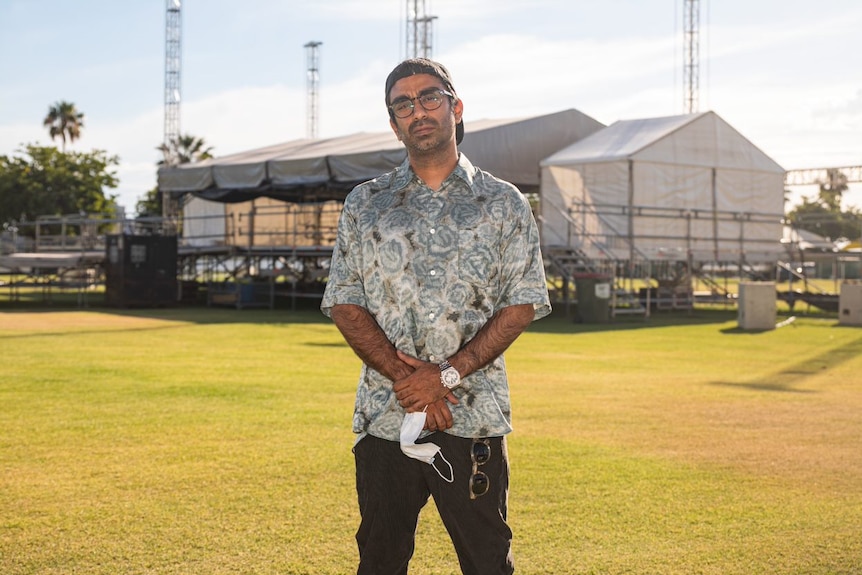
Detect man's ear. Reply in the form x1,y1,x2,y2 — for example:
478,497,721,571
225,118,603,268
390,118,401,141
453,97,463,124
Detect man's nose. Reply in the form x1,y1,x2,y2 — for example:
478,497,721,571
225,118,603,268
411,103,428,120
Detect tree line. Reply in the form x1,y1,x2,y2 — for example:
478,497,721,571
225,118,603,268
785,170,862,245
0,101,213,228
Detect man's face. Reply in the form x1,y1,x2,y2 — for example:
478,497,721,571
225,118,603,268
388,73,463,154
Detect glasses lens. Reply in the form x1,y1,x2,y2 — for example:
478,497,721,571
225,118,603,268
472,440,490,465
391,100,413,118
418,92,443,111
470,471,489,498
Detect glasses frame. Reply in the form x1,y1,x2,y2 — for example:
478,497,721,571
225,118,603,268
388,89,455,119
469,438,491,500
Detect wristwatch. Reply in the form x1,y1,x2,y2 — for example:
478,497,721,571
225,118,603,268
439,359,461,390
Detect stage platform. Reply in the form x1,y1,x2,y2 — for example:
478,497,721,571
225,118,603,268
0,251,105,271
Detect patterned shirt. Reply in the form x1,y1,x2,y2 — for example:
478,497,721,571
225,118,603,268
321,154,551,441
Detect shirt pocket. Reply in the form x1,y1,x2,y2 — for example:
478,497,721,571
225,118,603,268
457,228,497,287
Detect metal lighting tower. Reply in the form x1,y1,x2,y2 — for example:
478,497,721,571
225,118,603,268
164,0,182,157
406,0,437,58
163,0,182,226
683,0,700,114
304,41,322,139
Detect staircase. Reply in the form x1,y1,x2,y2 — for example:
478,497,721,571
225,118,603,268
543,245,647,319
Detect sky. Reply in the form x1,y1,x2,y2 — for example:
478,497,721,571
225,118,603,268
1,0,861,214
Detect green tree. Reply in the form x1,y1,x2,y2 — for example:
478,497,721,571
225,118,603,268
157,134,214,167
817,169,848,211
43,101,85,152
135,186,162,218
143,134,215,218
0,144,119,226
787,169,862,242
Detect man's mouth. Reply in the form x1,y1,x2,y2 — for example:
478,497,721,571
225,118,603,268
410,122,436,136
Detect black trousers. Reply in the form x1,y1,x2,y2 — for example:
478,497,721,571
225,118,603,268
353,433,514,575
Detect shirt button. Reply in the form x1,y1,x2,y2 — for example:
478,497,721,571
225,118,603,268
430,270,436,276
429,313,436,320
429,355,437,362
429,228,436,234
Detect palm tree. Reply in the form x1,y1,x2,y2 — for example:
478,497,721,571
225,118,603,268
43,101,85,151
157,134,214,166
817,168,848,212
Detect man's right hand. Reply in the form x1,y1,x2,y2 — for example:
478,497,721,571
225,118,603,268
422,399,454,432
394,351,459,431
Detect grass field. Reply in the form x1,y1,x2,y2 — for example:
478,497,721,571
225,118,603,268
1,305,860,574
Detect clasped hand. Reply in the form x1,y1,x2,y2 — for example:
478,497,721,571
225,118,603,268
393,351,459,431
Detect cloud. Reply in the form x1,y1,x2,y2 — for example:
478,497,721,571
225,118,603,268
440,32,677,122
310,0,403,21
0,125,48,153
305,0,530,22
182,85,306,154
812,89,862,131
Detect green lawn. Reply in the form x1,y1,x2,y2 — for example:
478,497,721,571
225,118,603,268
1,307,860,574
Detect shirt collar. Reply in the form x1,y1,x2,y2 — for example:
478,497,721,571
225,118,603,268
392,153,477,193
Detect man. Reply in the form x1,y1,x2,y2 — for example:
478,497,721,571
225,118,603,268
321,58,551,575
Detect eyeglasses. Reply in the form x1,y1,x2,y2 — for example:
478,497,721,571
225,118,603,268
389,89,455,119
469,438,490,500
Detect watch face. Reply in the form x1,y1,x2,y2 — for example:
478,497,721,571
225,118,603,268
442,369,460,388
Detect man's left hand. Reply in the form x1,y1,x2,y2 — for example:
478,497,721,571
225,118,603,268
393,351,459,428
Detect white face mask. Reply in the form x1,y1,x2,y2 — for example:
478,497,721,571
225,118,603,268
399,411,454,483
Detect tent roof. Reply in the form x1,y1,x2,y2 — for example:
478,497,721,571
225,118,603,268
782,225,836,251
158,108,605,202
541,111,785,174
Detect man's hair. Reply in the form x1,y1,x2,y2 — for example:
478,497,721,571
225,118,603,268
384,58,464,144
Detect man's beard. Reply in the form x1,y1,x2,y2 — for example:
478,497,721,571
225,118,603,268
400,119,455,153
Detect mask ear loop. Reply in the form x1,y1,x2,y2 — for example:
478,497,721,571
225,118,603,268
419,406,454,482
431,452,454,483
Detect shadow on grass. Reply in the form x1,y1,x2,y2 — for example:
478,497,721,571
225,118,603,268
710,333,862,393
1,297,842,338
2,295,748,332
0,298,329,325
0,321,193,340
527,308,741,334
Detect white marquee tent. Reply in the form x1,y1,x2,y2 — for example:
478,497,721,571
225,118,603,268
540,111,786,263
158,108,606,202
158,109,605,248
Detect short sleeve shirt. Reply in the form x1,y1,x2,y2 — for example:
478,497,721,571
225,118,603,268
321,154,551,441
